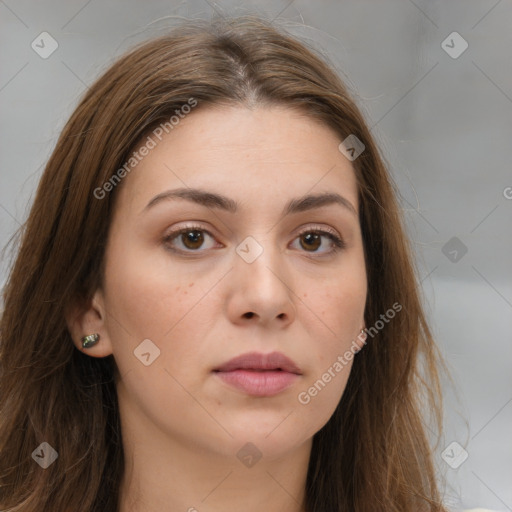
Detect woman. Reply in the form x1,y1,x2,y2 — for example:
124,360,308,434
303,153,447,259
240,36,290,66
0,14,490,512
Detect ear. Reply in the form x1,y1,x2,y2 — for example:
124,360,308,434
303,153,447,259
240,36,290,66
65,288,114,358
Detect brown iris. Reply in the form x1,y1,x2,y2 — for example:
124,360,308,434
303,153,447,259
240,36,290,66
299,232,321,251
181,230,204,250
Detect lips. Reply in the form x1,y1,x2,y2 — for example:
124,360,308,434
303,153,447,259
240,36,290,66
213,351,302,375
213,351,302,397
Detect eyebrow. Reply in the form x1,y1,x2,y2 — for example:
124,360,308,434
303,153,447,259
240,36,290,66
142,187,358,217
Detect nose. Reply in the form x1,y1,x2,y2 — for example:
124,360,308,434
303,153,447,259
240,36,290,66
225,237,296,328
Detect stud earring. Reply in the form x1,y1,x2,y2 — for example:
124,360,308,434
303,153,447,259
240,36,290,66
81,333,100,349
354,328,366,353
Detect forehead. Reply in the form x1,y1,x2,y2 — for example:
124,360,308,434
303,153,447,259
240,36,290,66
118,105,359,214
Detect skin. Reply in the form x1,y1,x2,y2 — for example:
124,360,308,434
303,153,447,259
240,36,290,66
67,105,368,512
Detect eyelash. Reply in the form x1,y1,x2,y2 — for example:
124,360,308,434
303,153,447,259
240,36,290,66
162,223,345,256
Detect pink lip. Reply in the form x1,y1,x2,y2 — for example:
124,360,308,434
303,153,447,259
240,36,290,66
213,351,302,397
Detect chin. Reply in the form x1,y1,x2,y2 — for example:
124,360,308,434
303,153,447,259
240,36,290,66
223,421,310,455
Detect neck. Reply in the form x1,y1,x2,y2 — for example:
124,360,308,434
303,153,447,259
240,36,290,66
118,437,311,512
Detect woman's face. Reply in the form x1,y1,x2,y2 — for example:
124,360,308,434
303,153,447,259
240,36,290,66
87,105,367,461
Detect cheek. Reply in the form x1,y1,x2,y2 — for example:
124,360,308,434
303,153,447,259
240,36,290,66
294,288,363,431
104,247,223,429
103,241,210,337
294,347,354,440
306,277,366,357
101,242,223,380
295,267,365,419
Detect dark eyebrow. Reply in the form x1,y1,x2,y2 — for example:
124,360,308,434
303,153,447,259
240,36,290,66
142,187,357,217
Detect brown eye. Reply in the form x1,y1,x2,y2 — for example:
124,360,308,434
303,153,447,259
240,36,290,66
291,228,345,255
299,232,321,251
163,225,218,253
180,230,204,250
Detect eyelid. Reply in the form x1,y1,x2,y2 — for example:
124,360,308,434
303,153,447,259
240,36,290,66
163,222,215,239
294,223,339,238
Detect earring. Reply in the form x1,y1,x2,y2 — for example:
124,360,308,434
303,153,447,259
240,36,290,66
81,333,100,349
354,328,366,353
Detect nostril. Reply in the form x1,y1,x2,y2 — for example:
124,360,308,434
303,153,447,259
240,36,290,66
244,312,255,319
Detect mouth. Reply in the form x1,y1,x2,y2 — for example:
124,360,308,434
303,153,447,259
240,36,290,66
212,351,302,397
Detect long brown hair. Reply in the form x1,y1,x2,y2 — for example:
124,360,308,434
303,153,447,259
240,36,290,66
0,15,448,511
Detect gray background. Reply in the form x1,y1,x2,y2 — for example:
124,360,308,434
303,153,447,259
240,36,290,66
1,1,511,509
